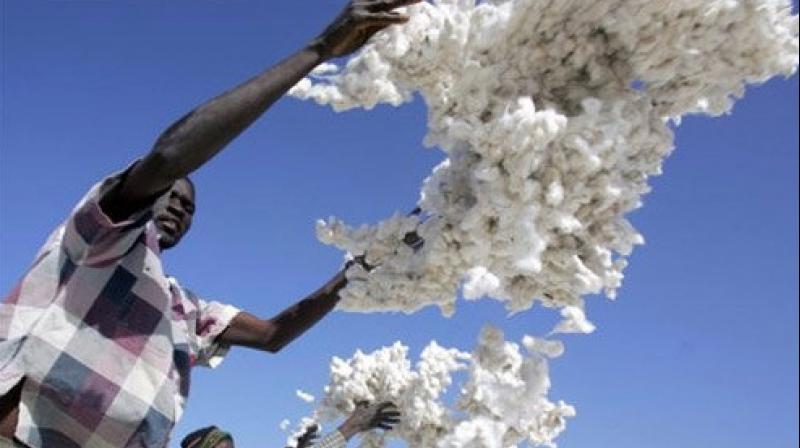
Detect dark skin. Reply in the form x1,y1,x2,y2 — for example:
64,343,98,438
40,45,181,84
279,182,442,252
290,401,402,448
184,401,400,448
337,401,401,440
0,0,422,440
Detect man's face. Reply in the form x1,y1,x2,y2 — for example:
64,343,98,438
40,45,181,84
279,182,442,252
153,178,195,250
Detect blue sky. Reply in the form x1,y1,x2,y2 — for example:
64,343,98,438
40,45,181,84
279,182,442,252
1,2,797,447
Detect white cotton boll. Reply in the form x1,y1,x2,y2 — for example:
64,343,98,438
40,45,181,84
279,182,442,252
296,389,315,403
572,255,604,293
315,219,335,245
545,182,564,206
554,213,582,234
439,417,508,448
513,253,543,273
298,327,572,448
581,97,603,115
552,306,596,335
310,62,340,76
462,266,501,300
288,77,312,98
522,336,565,359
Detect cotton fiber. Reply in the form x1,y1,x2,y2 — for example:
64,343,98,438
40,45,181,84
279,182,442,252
298,327,573,448
294,0,798,319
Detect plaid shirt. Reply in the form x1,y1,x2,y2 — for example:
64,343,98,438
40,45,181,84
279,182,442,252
0,170,240,448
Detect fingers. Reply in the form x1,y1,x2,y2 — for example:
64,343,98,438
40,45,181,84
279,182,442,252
357,11,411,27
371,402,401,430
379,409,401,425
374,401,398,414
318,0,421,58
376,413,400,430
297,436,316,446
356,0,425,26
297,431,319,448
366,0,425,12
380,418,401,427
381,411,401,420
298,424,319,442
302,429,319,439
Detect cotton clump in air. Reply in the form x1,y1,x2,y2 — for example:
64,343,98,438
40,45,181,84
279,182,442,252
299,326,573,448
462,266,501,300
551,306,596,335
296,389,316,403
292,0,798,319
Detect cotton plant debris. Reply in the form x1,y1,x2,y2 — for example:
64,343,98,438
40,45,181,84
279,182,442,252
295,0,798,318
299,326,573,448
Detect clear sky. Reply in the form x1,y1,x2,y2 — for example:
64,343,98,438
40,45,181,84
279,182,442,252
1,2,797,448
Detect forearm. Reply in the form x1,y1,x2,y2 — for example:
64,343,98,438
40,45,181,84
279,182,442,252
146,45,325,184
264,268,348,351
114,43,327,210
217,267,349,352
106,0,419,219
148,0,422,184
337,422,359,441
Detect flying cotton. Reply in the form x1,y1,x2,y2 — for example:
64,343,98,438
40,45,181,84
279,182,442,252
294,0,798,320
291,1,796,446
296,389,316,403
301,326,573,448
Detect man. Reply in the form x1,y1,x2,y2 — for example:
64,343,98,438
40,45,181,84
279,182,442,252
180,402,400,448
0,1,421,447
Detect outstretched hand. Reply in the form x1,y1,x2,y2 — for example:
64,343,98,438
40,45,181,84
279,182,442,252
338,401,401,440
314,0,423,59
293,424,319,448
345,207,424,272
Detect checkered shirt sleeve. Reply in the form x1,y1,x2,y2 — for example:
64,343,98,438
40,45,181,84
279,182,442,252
188,296,241,368
1,163,241,447
61,163,153,266
172,283,241,369
313,431,347,448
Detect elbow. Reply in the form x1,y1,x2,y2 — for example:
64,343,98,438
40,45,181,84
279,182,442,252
148,145,186,180
136,147,186,190
258,320,287,353
262,340,288,354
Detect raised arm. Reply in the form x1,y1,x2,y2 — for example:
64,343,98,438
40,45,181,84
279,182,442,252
102,0,421,222
217,262,358,353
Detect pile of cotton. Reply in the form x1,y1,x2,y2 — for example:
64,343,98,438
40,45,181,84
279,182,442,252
287,327,573,448
294,0,798,318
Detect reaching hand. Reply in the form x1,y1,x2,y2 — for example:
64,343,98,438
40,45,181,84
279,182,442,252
314,0,423,59
294,424,319,448
338,401,401,440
